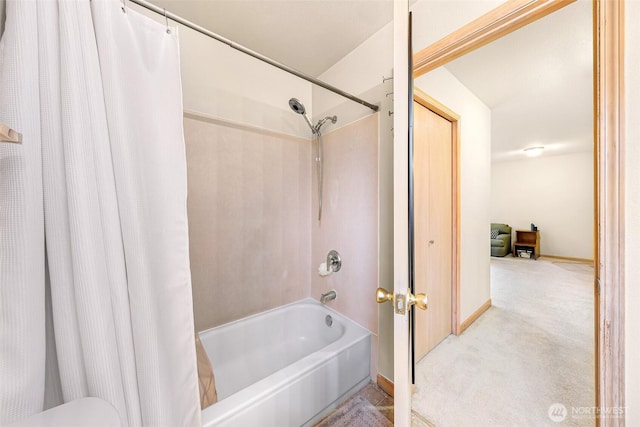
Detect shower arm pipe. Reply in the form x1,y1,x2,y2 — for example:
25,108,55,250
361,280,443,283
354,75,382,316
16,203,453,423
128,0,379,113
315,131,324,222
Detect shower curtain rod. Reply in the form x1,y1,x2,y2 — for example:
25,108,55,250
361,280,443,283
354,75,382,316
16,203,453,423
128,0,379,112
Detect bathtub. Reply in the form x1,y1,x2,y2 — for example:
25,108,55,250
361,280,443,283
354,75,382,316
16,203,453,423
199,298,371,427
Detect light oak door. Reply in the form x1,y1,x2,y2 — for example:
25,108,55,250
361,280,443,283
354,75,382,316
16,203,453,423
413,100,453,361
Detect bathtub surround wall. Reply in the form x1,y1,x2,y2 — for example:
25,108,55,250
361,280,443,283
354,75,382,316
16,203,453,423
184,110,380,385
184,113,311,331
311,113,380,380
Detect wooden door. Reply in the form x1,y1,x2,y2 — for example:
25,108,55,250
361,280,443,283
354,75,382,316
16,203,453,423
413,100,453,361
394,2,619,424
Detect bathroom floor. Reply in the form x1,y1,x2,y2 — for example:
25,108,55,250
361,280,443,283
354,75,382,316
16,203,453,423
314,382,393,426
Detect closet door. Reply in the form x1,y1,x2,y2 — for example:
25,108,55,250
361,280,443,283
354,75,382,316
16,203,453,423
414,100,453,361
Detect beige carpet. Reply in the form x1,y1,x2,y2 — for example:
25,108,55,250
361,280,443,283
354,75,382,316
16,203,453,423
412,257,595,427
315,395,393,427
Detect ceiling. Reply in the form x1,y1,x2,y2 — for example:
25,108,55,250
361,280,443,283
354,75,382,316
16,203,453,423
147,0,592,161
148,0,394,77
444,0,593,162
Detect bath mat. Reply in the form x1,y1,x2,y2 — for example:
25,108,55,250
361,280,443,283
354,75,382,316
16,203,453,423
314,395,393,427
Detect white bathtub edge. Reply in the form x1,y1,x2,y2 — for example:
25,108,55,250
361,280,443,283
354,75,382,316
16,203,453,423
200,300,372,427
301,377,371,427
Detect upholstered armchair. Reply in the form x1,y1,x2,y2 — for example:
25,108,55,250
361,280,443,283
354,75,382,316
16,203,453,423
491,223,512,257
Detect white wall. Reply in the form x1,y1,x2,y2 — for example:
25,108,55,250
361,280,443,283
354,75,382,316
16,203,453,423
625,0,640,423
491,152,594,260
313,22,392,126
416,67,492,322
130,3,312,139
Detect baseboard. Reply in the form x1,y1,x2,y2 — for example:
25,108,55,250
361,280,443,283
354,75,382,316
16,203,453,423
459,299,491,334
540,254,594,264
377,374,394,397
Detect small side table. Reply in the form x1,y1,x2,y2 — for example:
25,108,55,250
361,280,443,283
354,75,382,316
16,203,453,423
514,230,540,260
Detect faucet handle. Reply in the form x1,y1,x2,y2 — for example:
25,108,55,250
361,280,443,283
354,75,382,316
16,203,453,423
327,250,342,272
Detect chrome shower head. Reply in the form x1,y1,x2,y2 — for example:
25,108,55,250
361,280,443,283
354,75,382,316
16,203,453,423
289,98,315,133
289,98,306,115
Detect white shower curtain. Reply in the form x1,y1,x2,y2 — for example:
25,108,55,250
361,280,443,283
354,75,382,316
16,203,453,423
0,1,200,426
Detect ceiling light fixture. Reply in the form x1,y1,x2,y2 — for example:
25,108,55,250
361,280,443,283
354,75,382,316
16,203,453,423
524,146,544,157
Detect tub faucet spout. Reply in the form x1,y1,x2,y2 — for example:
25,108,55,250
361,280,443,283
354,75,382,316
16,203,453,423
320,290,337,304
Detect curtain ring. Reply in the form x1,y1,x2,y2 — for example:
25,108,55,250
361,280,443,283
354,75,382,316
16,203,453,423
121,0,127,14
164,9,171,34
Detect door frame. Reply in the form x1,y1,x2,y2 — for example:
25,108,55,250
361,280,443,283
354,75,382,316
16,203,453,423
394,0,625,425
413,88,462,336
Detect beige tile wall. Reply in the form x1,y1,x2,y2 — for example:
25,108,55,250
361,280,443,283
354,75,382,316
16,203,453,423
184,112,380,378
184,114,311,331
310,113,380,378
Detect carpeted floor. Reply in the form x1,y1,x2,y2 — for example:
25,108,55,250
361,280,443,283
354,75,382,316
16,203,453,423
412,256,595,427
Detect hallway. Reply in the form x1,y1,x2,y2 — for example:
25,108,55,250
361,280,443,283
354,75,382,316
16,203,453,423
411,257,595,426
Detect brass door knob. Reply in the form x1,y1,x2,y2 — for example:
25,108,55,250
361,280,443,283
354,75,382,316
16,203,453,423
376,287,393,304
408,291,428,310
